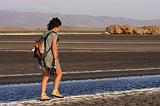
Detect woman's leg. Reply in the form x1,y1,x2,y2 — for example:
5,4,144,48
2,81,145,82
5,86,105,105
53,64,62,91
41,69,50,100
52,63,64,98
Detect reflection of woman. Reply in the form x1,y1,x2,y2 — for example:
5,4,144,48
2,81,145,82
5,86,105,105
40,17,64,101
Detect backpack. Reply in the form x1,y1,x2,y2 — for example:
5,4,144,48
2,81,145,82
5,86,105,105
33,31,52,68
33,30,56,76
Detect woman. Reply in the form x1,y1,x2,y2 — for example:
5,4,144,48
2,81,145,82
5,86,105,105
40,17,63,101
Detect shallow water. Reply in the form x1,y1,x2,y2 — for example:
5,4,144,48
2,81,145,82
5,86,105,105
0,75,160,103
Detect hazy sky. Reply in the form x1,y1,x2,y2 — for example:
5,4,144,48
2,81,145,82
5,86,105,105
0,0,159,20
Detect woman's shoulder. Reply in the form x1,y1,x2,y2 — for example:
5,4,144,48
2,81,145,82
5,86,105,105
50,31,58,40
51,31,57,35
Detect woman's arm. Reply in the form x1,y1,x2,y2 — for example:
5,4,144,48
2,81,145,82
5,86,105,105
52,39,58,62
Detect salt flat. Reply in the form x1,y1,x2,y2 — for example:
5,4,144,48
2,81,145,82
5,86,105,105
1,88,160,106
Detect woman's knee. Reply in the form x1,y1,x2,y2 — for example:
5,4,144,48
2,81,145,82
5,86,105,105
56,68,62,76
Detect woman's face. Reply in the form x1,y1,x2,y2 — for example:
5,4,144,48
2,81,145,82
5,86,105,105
53,26,61,33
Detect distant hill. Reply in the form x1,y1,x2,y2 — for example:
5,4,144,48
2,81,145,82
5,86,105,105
0,10,160,28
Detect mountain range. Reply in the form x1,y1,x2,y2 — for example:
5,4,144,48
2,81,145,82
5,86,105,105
0,10,160,28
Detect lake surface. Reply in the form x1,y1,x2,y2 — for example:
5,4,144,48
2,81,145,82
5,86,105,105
0,75,160,103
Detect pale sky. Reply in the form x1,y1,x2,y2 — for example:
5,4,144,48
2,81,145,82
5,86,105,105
0,0,160,20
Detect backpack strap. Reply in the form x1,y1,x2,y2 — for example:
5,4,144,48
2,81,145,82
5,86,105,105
41,30,53,59
39,30,52,42
43,30,58,53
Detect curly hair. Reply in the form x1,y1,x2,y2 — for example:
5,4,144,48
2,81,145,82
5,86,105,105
47,17,62,30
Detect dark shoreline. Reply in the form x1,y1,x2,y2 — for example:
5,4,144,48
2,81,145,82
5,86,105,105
0,51,160,85
0,69,160,85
